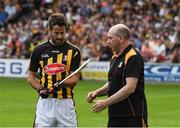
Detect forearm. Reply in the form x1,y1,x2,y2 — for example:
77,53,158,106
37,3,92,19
106,78,137,106
106,85,132,106
95,82,109,97
27,71,41,90
28,78,41,90
63,73,80,87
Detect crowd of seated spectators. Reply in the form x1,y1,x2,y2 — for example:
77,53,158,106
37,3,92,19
0,0,180,63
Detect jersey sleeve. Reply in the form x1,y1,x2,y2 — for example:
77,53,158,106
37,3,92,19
29,48,40,72
70,49,81,72
125,55,142,79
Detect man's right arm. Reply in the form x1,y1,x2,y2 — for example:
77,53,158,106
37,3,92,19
87,82,109,103
94,82,109,97
27,71,42,91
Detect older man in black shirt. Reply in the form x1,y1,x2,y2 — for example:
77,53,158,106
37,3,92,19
87,24,148,127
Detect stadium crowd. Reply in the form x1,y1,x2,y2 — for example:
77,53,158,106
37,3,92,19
0,0,180,63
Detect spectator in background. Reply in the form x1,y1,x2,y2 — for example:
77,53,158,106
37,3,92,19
0,42,6,58
0,0,180,63
170,44,180,63
151,35,166,62
98,42,113,61
0,6,8,27
141,41,155,62
4,1,16,21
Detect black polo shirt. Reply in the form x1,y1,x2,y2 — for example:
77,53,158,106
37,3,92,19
108,44,148,119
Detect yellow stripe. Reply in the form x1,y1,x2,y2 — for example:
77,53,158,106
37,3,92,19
57,89,63,99
57,53,63,99
66,49,73,98
56,53,63,81
47,58,53,89
39,61,45,87
125,48,136,65
67,87,72,99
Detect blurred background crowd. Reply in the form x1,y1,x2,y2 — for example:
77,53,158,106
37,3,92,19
0,0,180,63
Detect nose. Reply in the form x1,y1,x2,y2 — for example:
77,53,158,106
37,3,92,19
107,39,111,46
107,38,110,44
57,34,62,39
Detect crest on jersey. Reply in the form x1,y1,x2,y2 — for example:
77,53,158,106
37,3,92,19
118,62,123,67
63,55,67,61
44,63,66,75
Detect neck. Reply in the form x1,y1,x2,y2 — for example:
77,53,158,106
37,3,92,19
116,41,130,55
49,39,65,46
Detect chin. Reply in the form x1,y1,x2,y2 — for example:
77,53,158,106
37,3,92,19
54,41,64,45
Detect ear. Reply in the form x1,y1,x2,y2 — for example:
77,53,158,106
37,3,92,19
47,27,51,36
119,36,123,43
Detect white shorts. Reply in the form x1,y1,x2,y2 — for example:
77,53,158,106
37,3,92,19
34,97,77,127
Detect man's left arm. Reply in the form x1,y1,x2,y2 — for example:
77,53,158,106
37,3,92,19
63,50,81,87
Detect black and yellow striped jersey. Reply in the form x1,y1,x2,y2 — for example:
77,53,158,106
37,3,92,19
29,40,81,99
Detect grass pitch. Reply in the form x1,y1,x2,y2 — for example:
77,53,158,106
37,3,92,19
0,78,180,127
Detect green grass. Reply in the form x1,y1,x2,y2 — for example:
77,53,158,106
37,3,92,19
0,78,180,127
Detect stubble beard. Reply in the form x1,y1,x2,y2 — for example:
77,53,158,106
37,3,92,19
53,39,65,46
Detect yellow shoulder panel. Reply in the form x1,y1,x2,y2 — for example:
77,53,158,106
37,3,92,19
125,49,136,65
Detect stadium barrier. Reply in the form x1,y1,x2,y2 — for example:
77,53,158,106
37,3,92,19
0,59,29,78
0,59,180,83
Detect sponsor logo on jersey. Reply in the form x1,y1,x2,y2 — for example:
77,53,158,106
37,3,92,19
118,62,123,67
44,63,66,75
52,50,60,53
63,55,67,61
41,54,49,58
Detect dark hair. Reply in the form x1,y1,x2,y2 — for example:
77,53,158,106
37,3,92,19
48,13,67,29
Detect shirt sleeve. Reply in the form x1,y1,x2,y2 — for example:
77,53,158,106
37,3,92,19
70,49,81,72
29,49,40,72
125,55,142,79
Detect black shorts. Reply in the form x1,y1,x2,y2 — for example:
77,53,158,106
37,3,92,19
108,116,148,127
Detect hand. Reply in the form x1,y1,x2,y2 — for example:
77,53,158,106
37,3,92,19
87,91,97,103
49,83,65,94
38,87,49,98
92,99,108,113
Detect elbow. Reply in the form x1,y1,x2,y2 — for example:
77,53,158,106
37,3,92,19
128,86,136,95
27,77,31,84
130,89,136,94
70,80,78,87
27,78,30,84
126,82,137,95
27,74,32,84
64,80,78,87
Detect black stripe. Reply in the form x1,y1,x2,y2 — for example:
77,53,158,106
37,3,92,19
71,87,74,98
62,85,67,98
61,61,67,98
52,74,58,98
52,56,58,98
43,60,48,88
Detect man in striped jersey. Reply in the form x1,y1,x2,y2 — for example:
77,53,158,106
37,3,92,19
27,13,81,127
